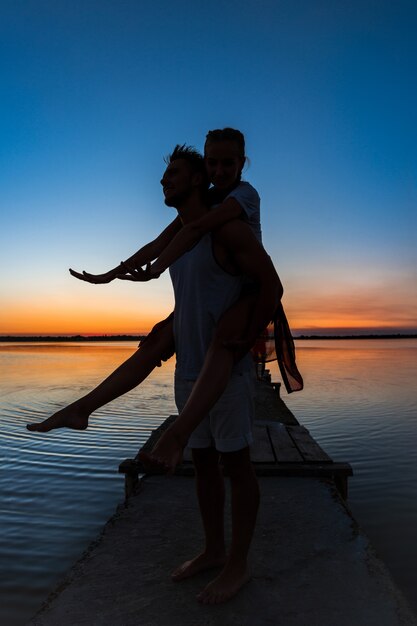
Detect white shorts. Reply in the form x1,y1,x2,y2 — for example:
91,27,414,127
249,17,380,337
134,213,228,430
175,370,255,453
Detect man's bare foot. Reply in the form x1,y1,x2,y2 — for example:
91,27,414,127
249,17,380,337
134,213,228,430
171,552,226,582
197,561,250,604
27,405,89,433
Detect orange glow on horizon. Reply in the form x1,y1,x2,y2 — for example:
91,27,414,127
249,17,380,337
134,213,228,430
282,286,417,334
2,306,415,336
2,286,416,336
0,318,160,335
1,303,171,336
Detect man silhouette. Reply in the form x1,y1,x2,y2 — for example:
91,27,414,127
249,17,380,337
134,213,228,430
159,145,280,604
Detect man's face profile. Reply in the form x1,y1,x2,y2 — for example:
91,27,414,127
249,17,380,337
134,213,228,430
160,159,193,207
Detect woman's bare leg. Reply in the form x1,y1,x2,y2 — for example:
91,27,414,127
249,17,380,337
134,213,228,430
145,292,258,471
26,321,175,432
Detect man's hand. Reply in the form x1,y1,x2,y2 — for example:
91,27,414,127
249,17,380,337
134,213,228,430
69,268,121,284
116,262,161,282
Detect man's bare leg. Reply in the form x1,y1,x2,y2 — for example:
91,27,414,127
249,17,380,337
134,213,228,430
26,323,174,433
171,447,227,581
197,447,259,604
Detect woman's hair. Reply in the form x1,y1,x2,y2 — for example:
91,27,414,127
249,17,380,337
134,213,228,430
204,127,246,159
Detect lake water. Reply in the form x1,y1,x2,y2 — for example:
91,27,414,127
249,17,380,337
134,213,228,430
1,339,416,624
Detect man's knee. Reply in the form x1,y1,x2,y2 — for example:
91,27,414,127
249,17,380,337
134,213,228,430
220,447,253,480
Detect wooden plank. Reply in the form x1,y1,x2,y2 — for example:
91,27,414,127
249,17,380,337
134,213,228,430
251,462,353,478
271,382,281,397
182,447,193,462
287,425,332,463
136,415,178,457
119,458,139,474
250,425,276,463
120,459,352,480
267,423,304,463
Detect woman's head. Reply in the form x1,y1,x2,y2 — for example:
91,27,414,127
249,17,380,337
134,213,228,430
204,128,246,191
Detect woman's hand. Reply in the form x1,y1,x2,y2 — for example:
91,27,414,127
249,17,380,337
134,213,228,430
116,262,161,282
69,268,121,284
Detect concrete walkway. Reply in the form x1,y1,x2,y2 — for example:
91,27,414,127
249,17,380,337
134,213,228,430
29,474,417,626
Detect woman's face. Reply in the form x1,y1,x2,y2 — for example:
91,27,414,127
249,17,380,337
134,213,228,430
204,140,245,190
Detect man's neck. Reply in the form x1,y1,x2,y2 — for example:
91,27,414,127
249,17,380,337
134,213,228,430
177,196,208,224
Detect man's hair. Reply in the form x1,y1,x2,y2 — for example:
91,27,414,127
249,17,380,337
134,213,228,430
165,144,209,189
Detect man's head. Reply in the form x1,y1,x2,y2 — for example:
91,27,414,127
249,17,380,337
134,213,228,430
161,144,209,208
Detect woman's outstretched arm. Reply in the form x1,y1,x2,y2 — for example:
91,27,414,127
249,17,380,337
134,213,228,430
148,198,243,277
69,216,183,284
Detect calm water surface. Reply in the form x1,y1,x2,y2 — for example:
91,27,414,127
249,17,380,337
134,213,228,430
1,340,416,624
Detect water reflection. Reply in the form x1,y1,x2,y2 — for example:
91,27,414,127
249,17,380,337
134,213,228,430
1,340,416,624
0,343,177,625
271,339,417,612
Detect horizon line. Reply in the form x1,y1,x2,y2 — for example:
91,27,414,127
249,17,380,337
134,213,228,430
1,332,417,341
1,326,417,338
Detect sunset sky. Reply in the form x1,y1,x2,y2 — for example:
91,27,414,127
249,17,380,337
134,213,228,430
1,0,416,336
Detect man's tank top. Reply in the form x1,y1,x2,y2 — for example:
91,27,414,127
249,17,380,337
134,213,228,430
169,233,253,380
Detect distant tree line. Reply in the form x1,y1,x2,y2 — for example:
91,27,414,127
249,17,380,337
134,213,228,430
0,335,146,342
1,333,416,342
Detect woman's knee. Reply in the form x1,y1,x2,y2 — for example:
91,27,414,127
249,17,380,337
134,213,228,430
192,447,220,475
213,319,240,345
138,324,175,364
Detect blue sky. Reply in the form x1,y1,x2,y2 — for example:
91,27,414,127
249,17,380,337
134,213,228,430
1,0,416,334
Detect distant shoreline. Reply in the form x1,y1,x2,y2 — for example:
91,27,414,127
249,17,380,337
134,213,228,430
1,334,416,342
294,334,417,340
0,335,145,342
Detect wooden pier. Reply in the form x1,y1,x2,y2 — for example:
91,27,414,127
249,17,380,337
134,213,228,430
28,377,417,626
119,377,352,500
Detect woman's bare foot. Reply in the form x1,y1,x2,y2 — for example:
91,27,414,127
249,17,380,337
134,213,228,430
27,404,89,432
171,551,226,582
138,450,170,474
197,561,250,604
151,428,185,473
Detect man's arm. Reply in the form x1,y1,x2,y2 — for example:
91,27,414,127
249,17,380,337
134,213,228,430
216,219,283,347
149,198,243,276
70,216,183,284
